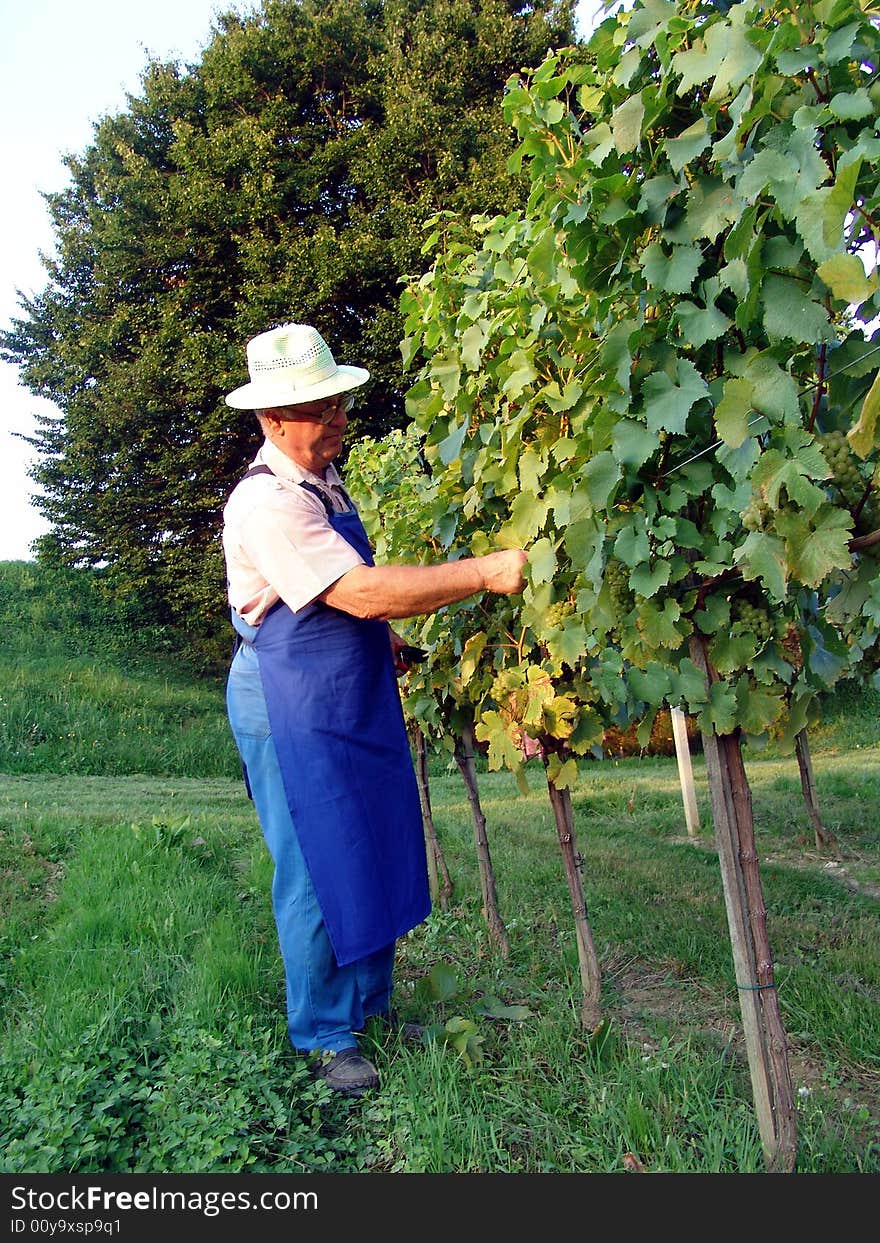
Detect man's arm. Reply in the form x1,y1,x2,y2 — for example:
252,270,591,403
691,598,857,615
319,549,528,621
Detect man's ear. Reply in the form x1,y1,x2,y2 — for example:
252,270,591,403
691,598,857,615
260,408,285,433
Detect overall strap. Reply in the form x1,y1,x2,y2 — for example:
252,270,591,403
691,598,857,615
299,479,352,519
241,463,351,518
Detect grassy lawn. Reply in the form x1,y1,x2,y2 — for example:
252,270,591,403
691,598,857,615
1,743,877,1174
1,559,877,1174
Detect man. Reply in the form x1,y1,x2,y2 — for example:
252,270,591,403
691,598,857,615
222,323,527,1096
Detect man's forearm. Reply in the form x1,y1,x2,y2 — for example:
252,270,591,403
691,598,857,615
319,550,526,620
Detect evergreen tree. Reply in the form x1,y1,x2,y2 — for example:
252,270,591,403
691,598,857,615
2,0,574,646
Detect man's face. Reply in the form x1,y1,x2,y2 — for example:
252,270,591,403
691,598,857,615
265,394,352,473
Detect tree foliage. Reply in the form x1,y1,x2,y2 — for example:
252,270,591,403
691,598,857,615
2,0,574,639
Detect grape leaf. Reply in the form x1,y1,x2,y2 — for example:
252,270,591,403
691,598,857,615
431,357,461,399
818,253,877,306
824,21,859,64
642,242,702,294
709,630,759,673
699,679,737,735
672,22,726,94
504,490,550,544
582,451,621,509
777,506,853,587
475,711,525,774
438,417,468,465
795,160,861,264
848,370,880,459
529,536,557,584
548,618,593,666
460,321,490,370
668,657,709,709
629,559,671,597
502,350,539,398
803,622,849,686
674,299,732,348
829,88,873,120
737,149,795,205
742,353,800,425
627,662,672,705
614,520,650,568
762,275,836,345
545,754,578,789
673,180,743,245
564,518,603,570
460,632,488,685
612,419,660,467
734,529,788,600
735,679,785,734
708,12,764,101
643,359,709,434
611,92,645,153
715,377,754,448
637,597,684,649
665,118,711,173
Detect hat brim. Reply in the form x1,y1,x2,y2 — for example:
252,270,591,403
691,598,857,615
225,364,370,410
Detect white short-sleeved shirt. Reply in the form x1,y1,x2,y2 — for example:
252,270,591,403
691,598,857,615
223,438,365,624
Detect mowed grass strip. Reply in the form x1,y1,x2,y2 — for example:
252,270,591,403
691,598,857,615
1,742,877,1173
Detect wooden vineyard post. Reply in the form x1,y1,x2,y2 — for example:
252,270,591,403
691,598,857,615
410,723,454,910
671,706,700,838
542,754,603,1033
794,728,840,856
691,636,797,1172
453,719,510,957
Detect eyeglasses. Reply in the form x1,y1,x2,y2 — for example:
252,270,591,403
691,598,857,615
279,393,355,425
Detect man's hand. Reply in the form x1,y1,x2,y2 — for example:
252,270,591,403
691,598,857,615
389,627,408,676
478,548,528,596
389,628,426,676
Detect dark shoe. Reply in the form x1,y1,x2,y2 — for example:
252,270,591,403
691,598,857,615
311,1047,379,1097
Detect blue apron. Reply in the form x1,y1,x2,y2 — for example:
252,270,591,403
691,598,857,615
232,470,430,967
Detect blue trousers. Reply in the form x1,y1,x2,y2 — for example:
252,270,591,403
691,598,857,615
227,642,395,1052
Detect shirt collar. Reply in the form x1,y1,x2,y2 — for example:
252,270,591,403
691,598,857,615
256,438,342,489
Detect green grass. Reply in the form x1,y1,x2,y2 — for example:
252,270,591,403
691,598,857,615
0,661,239,777
1,752,877,1173
0,560,878,1173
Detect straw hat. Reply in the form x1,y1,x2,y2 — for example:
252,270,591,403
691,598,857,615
225,323,370,410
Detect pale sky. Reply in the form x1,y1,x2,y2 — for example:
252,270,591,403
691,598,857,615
0,0,606,561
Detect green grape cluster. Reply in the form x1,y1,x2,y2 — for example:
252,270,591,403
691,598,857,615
546,598,575,628
605,558,634,619
817,430,865,503
489,672,512,705
732,598,776,643
742,495,771,532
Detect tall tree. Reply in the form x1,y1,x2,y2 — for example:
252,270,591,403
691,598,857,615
2,0,574,646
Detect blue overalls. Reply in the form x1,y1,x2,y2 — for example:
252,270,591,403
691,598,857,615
226,471,431,1053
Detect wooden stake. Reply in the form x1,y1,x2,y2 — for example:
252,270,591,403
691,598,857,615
671,706,700,837
543,758,603,1032
794,727,840,856
691,635,797,1172
454,719,510,957
410,723,454,910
